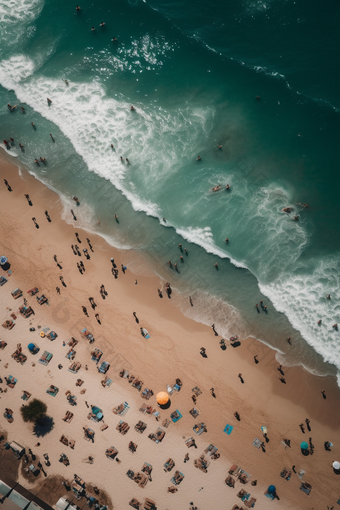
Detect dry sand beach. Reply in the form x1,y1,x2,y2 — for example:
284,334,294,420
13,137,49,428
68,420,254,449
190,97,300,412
0,152,339,510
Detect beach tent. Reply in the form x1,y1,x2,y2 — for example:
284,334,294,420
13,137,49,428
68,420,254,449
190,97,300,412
267,485,276,494
156,392,169,405
300,442,309,450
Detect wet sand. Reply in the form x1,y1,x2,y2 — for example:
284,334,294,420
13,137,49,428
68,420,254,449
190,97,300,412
0,151,339,510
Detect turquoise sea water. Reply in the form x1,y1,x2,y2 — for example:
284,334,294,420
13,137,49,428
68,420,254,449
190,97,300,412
0,0,339,381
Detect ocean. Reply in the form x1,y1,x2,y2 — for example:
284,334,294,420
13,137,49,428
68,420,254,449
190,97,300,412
0,0,339,382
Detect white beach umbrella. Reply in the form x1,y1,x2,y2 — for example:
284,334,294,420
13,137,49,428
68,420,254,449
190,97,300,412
332,461,340,470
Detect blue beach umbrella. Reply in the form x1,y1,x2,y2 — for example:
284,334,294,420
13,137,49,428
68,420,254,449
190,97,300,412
0,256,8,265
28,343,35,351
300,441,309,450
268,485,276,494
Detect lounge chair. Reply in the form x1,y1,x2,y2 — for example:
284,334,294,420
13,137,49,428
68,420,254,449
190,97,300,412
163,458,175,472
27,287,39,296
66,348,76,360
225,475,235,488
0,276,8,286
98,361,110,374
81,328,94,342
106,446,118,460
83,427,95,441
185,437,197,449
194,454,209,473
113,402,129,416
116,420,130,435
68,361,81,373
62,411,74,422
171,470,184,486
132,378,143,391
2,320,15,329
128,441,138,453
46,385,59,397
11,288,23,299
193,422,206,435
170,410,182,423
59,453,70,466
91,348,103,363
6,375,17,388
148,427,165,444
21,391,32,401
37,294,48,305
205,444,218,456
39,351,53,366
19,306,34,318
68,338,78,348
60,434,69,446
135,421,147,434
244,497,257,508
143,498,156,510
101,376,113,388
141,388,154,400
189,407,200,418
129,499,141,510
162,419,171,428
192,386,202,396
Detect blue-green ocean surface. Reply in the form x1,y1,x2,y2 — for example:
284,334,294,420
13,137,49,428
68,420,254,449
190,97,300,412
0,0,339,382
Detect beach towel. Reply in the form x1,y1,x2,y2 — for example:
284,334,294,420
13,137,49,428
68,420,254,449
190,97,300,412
260,426,267,434
224,424,234,435
252,438,262,449
265,493,275,500
142,328,150,339
171,410,182,423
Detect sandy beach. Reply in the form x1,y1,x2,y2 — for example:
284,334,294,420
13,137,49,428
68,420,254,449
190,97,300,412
0,152,339,510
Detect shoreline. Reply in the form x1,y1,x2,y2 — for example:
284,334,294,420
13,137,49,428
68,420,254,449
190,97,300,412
0,153,339,509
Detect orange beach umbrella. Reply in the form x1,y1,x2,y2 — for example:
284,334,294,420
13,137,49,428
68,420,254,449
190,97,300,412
156,391,169,406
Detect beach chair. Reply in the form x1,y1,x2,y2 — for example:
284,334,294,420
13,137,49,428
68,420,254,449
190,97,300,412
83,427,95,441
66,349,76,360
128,441,138,453
19,306,34,318
225,475,235,488
143,498,156,510
27,287,39,296
185,437,197,449
59,453,70,466
105,446,118,460
162,419,171,428
2,320,15,329
101,377,113,388
0,276,8,286
170,410,182,423
68,337,78,348
244,497,256,508
142,462,152,476
98,361,110,374
60,435,69,446
113,402,129,416
62,411,74,422
300,482,312,495
39,351,53,365
91,348,103,363
68,361,81,374
81,328,94,342
6,375,17,388
189,407,200,418
192,386,202,396
11,288,23,299
21,391,32,401
132,378,143,391
171,470,184,486
194,454,210,473
135,421,147,434
46,385,59,397
141,388,154,400
37,294,48,305
193,423,206,435
129,499,142,510
47,331,57,341
163,458,175,472
205,444,218,456
116,420,130,435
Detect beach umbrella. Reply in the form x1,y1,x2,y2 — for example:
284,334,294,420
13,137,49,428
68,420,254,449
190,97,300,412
28,343,35,351
267,485,276,494
40,332,45,338
332,461,340,470
156,392,169,406
300,441,309,450
0,256,8,265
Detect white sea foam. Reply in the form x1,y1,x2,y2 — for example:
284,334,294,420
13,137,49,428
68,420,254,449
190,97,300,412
260,254,340,370
0,0,44,45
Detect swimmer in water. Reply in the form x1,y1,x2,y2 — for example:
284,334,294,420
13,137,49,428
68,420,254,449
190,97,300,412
47,98,52,104
111,37,117,42
65,79,69,85
282,207,292,213
293,215,299,221
212,185,221,192
196,156,201,161
91,26,95,31
226,184,230,190
131,105,135,111
76,5,81,11
100,21,105,27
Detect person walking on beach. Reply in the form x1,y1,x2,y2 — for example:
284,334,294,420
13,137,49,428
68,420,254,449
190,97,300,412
24,194,32,206
75,232,81,243
178,244,183,252
56,287,61,294
238,373,244,383
189,296,193,306
210,388,216,398
71,209,77,221
287,337,292,345
45,210,51,222
277,365,284,375
168,260,173,269
305,418,311,432
86,238,93,251
32,217,39,229
175,263,179,273
211,324,218,336
234,411,240,421
95,313,101,324
321,390,327,399
60,276,66,287
82,306,89,317
214,262,218,270
50,134,55,142
299,423,305,433
279,377,286,384
254,355,259,364
133,312,139,324
158,289,163,298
